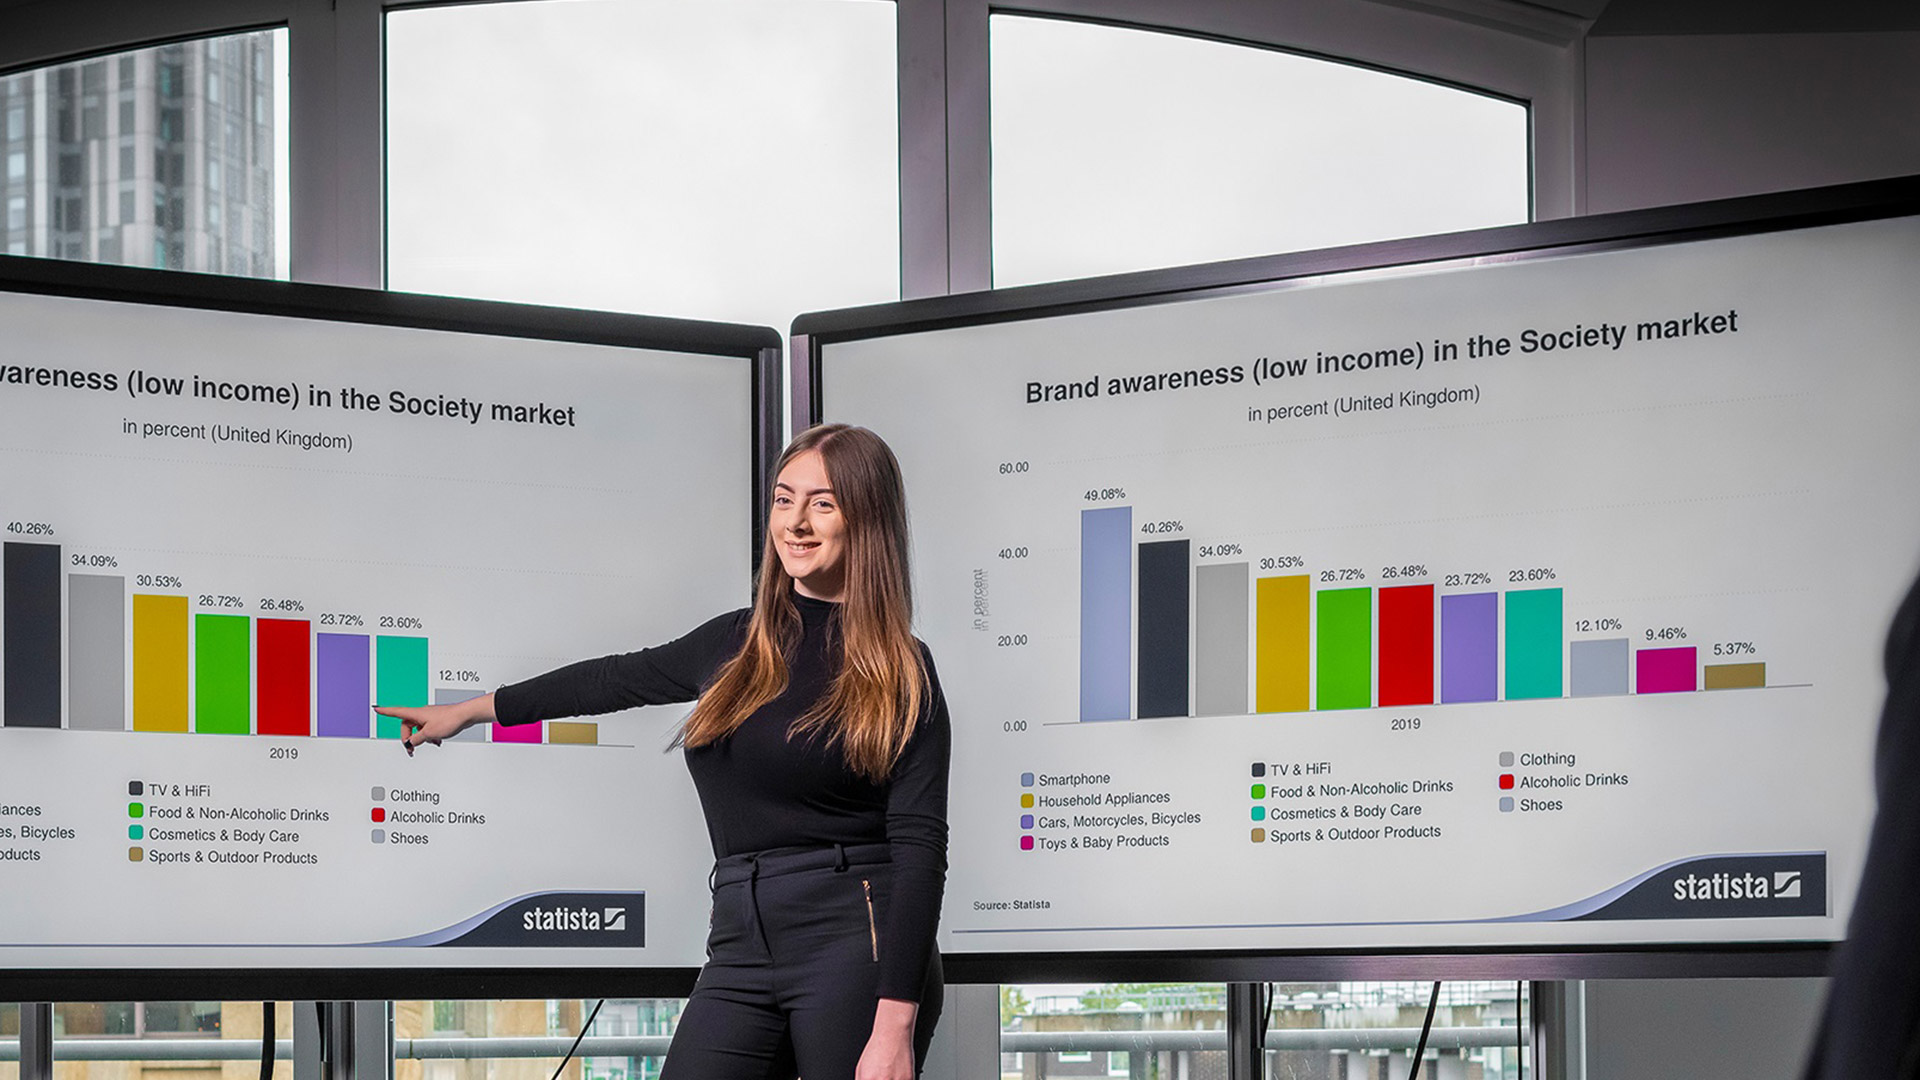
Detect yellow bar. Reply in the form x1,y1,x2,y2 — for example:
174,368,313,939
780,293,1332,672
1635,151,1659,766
1255,575,1310,713
132,594,189,732
547,721,598,745
1704,662,1765,690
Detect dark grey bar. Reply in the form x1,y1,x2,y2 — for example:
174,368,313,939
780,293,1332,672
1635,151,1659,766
1137,539,1190,719
4,541,62,727
68,574,126,730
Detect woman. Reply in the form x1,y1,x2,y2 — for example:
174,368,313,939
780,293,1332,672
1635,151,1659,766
379,423,949,1080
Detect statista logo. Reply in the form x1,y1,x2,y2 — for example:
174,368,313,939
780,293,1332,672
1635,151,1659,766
428,892,645,947
1672,871,1793,901
1573,855,1823,922
522,906,627,932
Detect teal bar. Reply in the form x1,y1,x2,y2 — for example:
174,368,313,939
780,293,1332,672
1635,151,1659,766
1316,587,1372,710
375,635,428,739
1505,588,1564,699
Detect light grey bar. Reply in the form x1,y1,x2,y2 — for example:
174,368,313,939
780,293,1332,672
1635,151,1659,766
17,1040,293,1062
434,686,488,741
1570,638,1630,697
998,1026,1525,1053
6,1036,680,1062
400,1037,674,1060
68,574,126,730
1195,562,1249,716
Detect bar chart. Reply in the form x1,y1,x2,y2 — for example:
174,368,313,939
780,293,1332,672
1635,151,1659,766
1,536,603,745
0,283,749,969
821,210,1920,956
1071,508,1783,721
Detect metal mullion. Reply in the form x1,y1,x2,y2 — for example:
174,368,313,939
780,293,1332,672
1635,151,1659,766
19,1003,52,1080
287,0,382,287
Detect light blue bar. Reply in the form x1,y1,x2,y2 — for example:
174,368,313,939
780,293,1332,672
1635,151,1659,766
1080,506,1132,721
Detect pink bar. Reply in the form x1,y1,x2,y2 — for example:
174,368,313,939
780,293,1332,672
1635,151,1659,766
491,720,543,744
1636,647,1697,694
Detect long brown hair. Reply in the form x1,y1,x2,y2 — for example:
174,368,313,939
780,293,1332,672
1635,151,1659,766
676,424,926,780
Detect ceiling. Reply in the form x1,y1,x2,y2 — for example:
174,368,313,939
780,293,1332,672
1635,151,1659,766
1,0,1917,40
1528,0,1920,34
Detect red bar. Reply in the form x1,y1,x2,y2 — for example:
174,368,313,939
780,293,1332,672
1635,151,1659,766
258,618,312,736
1378,584,1435,706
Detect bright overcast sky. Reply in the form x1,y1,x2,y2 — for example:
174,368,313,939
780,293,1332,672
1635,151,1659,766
386,0,900,334
385,0,1527,332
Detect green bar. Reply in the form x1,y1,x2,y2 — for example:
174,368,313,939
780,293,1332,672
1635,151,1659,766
1505,588,1564,699
1316,587,1372,710
376,636,429,739
194,614,251,734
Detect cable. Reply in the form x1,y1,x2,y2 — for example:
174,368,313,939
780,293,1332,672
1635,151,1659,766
1516,981,1525,1080
1406,982,1441,1080
259,1002,276,1080
549,999,606,1080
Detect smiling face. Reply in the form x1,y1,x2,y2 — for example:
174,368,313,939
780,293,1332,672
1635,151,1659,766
770,448,848,601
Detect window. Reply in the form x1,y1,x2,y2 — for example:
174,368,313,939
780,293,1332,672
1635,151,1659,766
0,29,286,278
1262,982,1528,1079
399,999,681,1080
989,15,1529,287
386,0,898,334
1002,982,1529,1079
49,1002,292,1080
1005,983,1230,1080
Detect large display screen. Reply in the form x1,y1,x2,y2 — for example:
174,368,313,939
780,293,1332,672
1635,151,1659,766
0,267,773,993
810,182,1920,973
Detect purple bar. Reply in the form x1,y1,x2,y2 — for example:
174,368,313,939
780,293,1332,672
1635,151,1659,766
1440,592,1498,703
1637,646,1698,694
317,632,371,738
1080,506,1132,721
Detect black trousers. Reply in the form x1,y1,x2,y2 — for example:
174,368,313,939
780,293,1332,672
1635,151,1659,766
661,843,943,1080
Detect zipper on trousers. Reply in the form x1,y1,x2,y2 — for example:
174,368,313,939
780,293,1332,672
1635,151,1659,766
862,879,878,961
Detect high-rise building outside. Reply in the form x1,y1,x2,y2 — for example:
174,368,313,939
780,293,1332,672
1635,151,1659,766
0,30,280,277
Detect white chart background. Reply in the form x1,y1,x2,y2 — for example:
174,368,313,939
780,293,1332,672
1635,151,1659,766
0,293,752,969
824,216,1920,955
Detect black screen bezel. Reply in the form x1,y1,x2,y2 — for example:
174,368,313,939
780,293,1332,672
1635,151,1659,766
797,173,1920,982
0,257,781,999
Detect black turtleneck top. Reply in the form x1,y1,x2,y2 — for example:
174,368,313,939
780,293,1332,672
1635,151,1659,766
491,592,950,1001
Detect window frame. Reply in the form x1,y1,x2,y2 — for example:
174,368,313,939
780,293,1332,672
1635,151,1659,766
0,0,1556,298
